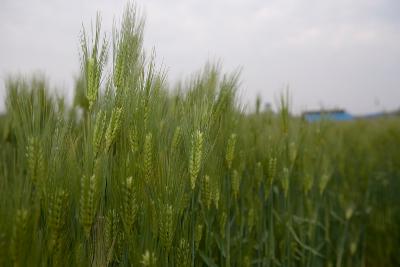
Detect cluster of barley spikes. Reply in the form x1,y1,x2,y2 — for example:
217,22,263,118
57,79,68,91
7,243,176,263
0,3,400,267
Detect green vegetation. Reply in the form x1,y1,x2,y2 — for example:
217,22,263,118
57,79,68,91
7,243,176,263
0,4,399,266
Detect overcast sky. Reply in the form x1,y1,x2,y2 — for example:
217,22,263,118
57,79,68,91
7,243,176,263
1,0,399,114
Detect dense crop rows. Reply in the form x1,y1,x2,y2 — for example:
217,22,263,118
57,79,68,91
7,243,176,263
0,5,399,266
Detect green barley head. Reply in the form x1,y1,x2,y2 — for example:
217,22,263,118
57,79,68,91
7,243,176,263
144,132,153,185
176,238,190,267
319,173,331,195
113,44,126,90
48,189,68,250
10,209,29,265
232,169,240,199
86,57,98,110
26,137,45,189
212,179,220,209
93,110,106,156
105,209,118,261
303,173,314,195
220,212,227,238
171,126,182,153
159,204,174,252
105,106,123,151
141,250,157,267
268,157,277,187
189,130,204,190
225,133,237,170
201,175,211,209
122,176,138,233
80,174,98,238
248,208,255,232
129,126,139,153
195,223,203,250
255,161,263,189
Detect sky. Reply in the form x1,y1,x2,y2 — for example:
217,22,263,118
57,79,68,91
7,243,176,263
1,0,399,114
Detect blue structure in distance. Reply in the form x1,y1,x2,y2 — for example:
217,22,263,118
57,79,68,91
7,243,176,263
302,109,353,122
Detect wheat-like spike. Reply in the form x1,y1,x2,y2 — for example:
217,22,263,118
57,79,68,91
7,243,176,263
225,133,237,169
129,126,139,153
144,133,153,185
122,176,138,233
179,190,190,213
150,200,158,236
10,209,29,265
189,130,204,190
268,157,277,187
114,230,124,263
255,161,263,188
26,137,37,184
195,223,203,250
104,210,113,255
48,189,68,251
105,106,123,151
87,57,98,110
105,209,118,263
80,174,97,238
319,173,331,195
93,110,106,156
74,242,85,266
201,175,211,209
345,205,354,220
141,250,157,267
220,212,227,238
265,157,276,200
143,98,150,131
171,126,182,153
26,137,45,189
303,173,314,195
176,238,190,267
247,208,255,232
232,169,240,199
349,240,358,256
159,204,173,252
212,179,220,209
113,43,126,90
243,255,251,267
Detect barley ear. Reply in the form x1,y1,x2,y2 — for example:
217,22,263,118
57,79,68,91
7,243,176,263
86,57,101,111
195,223,203,250
48,189,68,251
80,174,98,238
122,176,138,233
159,204,174,252
144,133,153,185
189,130,204,190
141,250,157,267
201,175,211,209
105,106,123,151
225,133,237,169
93,110,106,156
176,238,190,267
232,169,240,199
10,209,29,265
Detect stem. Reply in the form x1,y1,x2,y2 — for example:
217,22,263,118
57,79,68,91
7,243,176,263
226,172,231,267
191,192,195,267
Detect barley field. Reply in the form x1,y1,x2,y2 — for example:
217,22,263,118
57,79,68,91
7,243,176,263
0,5,399,267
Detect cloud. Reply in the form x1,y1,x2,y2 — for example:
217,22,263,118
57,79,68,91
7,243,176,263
0,0,399,113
